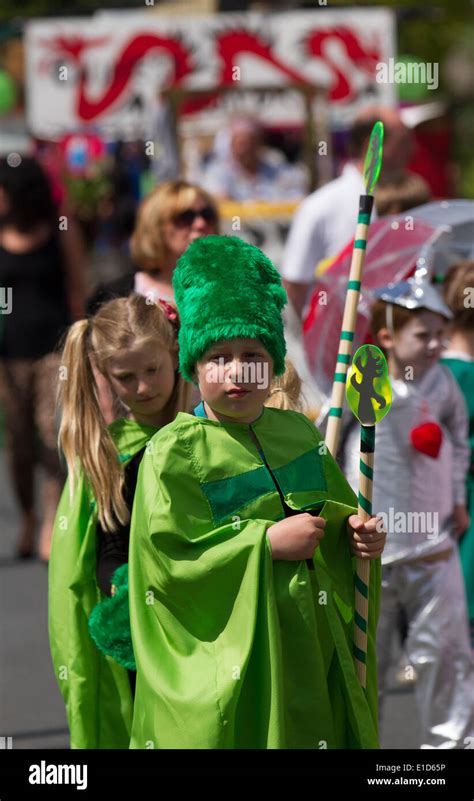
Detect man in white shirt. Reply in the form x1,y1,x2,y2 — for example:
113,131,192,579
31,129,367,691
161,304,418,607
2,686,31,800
281,106,413,316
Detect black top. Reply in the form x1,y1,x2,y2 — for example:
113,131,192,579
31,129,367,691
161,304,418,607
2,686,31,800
0,236,72,359
95,447,145,597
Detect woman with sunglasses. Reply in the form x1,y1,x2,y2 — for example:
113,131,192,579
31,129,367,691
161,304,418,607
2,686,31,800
88,179,219,312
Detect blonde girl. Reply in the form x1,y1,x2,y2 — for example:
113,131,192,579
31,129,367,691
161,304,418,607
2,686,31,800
48,293,190,749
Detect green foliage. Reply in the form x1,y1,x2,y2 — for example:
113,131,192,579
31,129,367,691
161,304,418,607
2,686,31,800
64,164,112,221
453,104,474,198
0,0,145,23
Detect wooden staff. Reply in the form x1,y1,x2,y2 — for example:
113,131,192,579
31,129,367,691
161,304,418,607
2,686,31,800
325,121,384,457
346,344,392,687
353,423,375,687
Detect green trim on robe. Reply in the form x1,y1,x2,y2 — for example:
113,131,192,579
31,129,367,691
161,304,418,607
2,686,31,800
129,407,381,749
48,417,158,749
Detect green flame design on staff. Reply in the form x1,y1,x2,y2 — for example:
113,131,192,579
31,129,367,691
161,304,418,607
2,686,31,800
346,344,392,688
325,120,384,457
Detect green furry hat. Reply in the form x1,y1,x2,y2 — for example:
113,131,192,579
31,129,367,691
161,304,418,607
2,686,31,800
173,236,288,381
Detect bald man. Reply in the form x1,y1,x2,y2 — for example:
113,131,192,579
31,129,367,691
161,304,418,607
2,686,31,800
201,114,307,203
281,106,413,317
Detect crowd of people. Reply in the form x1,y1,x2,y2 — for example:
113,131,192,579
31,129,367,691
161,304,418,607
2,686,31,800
0,102,472,750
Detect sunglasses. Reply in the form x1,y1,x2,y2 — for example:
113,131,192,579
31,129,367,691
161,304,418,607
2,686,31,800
171,206,218,228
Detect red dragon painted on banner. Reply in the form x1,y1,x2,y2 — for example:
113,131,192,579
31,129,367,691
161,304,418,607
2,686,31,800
37,26,382,123
304,27,380,101
38,32,195,120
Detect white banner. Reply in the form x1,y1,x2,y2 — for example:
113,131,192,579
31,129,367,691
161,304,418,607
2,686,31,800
26,9,396,139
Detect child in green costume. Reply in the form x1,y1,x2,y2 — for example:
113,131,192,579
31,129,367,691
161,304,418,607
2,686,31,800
48,294,190,748
128,236,386,749
442,260,474,648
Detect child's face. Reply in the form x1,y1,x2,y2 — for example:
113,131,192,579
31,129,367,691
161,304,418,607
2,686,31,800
379,309,448,377
196,338,273,424
106,341,177,425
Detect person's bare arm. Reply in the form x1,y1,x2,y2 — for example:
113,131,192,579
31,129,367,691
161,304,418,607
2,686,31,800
59,213,88,320
282,279,311,318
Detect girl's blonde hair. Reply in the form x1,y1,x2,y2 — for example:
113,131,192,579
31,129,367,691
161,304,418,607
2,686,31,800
57,294,191,531
266,358,304,413
130,180,220,271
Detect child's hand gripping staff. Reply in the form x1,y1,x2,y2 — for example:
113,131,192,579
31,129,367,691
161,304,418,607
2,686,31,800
346,344,392,687
325,121,384,457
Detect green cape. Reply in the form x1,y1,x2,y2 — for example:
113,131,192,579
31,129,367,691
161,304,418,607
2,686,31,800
48,417,157,749
129,408,381,749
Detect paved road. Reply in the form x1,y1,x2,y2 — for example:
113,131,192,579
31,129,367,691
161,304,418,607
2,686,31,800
0,450,418,750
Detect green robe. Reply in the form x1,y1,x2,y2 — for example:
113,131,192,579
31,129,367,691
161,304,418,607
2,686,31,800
48,417,158,749
129,407,381,749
